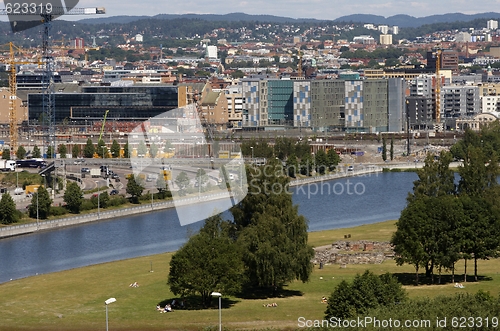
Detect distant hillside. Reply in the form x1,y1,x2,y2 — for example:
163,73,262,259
334,12,500,28
77,11,500,28
78,12,320,25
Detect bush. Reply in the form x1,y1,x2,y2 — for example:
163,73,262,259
325,271,407,320
80,200,95,211
108,196,127,207
50,206,68,217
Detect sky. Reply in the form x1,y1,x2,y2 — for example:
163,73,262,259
72,0,500,21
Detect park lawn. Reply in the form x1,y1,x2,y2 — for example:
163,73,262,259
1,220,499,331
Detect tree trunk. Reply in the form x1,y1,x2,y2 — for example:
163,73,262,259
415,265,419,286
464,259,467,283
438,266,442,284
452,262,455,284
474,256,478,282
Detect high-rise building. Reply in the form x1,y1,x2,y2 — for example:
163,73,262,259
293,80,311,128
392,26,399,35
379,34,393,45
72,37,84,49
378,25,389,34
487,20,498,30
310,80,345,131
206,45,218,59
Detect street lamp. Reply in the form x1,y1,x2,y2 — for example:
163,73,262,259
34,187,39,230
211,292,222,331
250,146,254,164
95,181,100,219
105,297,116,331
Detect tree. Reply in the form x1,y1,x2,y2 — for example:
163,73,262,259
28,186,52,219
300,153,313,176
195,168,209,189
2,148,10,160
110,140,120,158
72,144,81,158
137,140,147,157
149,143,159,158
0,192,19,224
314,149,328,175
168,214,245,307
63,182,83,213
83,138,95,158
126,174,144,203
123,142,130,158
390,138,394,161
46,146,54,159
16,145,26,159
324,271,406,320
175,171,190,195
32,145,41,158
231,162,314,295
326,148,341,171
382,137,387,161
286,154,299,178
58,144,67,158
97,139,107,158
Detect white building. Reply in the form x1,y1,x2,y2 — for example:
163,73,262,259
379,34,393,45
206,45,218,59
481,95,500,113
378,25,389,34
487,20,498,30
135,34,143,42
392,26,399,35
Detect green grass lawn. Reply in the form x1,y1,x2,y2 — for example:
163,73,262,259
1,220,499,331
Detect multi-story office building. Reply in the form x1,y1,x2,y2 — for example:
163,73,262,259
344,80,364,131
225,85,244,128
487,20,498,30
406,96,434,130
379,34,393,45
267,80,294,126
28,85,179,124
363,80,388,132
441,85,480,128
481,95,500,113
310,80,345,131
387,78,406,132
293,80,311,128
241,79,268,127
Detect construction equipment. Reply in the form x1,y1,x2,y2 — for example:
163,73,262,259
0,42,42,155
99,110,110,142
0,6,106,158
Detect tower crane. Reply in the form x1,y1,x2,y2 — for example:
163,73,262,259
0,42,42,155
1,6,106,158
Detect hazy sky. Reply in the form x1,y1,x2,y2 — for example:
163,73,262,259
74,0,500,20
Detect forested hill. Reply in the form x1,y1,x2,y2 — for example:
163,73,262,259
77,11,500,28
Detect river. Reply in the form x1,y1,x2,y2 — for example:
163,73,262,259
0,172,417,284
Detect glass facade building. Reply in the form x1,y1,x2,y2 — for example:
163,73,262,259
28,85,178,123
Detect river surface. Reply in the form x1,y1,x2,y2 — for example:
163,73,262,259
0,172,417,284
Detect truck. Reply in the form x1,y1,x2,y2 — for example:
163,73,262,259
90,168,101,178
0,160,16,171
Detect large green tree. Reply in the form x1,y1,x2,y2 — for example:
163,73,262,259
16,145,26,159
28,186,52,219
83,138,95,158
126,174,144,203
231,161,314,295
63,182,83,214
58,144,67,158
2,148,10,160
0,192,19,224
72,144,81,158
168,214,245,307
175,171,190,195
32,145,41,158
110,140,120,158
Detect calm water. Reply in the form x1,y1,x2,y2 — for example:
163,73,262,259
0,172,417,283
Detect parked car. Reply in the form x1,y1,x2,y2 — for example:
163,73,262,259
81,167,90,173
110,189,119,195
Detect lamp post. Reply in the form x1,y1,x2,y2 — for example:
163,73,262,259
250,146,254,164
34,187,39,230
211,292,222,331
95,181,100,219
105,297,116,331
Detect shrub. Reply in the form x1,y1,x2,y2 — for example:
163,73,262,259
50,206,68,217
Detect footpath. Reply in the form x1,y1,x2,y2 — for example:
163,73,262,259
2,162,418,240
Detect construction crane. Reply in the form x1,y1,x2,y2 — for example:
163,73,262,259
1,6,106,158
99,109,109,142
0,42,42,155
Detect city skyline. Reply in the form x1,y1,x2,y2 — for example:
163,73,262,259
71,0,499,21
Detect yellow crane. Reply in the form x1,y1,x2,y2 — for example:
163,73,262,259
99,109,109,142
0,42,42,155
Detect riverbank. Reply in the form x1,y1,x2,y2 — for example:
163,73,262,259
1,165,384,239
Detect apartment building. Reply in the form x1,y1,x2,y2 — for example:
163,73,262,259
310,80,345,131
267,80,294,126
441,85,480,127
363,80,388,132
225,85,244,128
293,80,311,128
481,95,500,113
